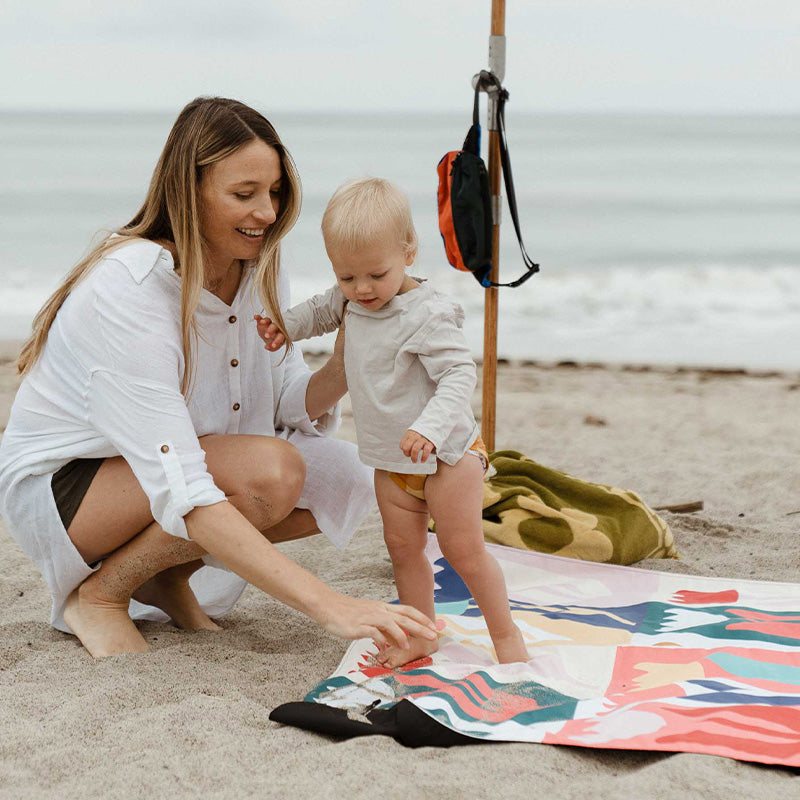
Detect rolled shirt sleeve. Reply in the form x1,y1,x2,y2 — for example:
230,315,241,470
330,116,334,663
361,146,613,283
88,370,226,539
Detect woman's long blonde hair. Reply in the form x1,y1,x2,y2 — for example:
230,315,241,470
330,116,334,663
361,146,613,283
17,96,301,394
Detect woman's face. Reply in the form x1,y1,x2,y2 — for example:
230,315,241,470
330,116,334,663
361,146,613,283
199,138,283,272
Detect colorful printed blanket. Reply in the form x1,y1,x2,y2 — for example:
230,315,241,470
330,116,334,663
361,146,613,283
305,536,800,766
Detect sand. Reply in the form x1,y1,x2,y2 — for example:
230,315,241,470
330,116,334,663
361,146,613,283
0,341,798,799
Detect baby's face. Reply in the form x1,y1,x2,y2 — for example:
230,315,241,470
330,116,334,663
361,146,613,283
327,236,416,311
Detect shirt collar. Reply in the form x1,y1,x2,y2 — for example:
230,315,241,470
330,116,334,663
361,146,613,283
109,235,259,287
108,236,172,285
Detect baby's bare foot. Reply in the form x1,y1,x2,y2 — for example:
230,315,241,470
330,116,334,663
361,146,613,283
377,634,439,669
63,583,149,659
492,624,529,664
133,566,221,632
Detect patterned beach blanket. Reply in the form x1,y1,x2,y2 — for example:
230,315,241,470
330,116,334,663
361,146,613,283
303,536,800,766
476,451,677,564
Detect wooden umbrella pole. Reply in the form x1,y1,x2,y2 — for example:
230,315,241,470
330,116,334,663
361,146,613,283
481,0,506,451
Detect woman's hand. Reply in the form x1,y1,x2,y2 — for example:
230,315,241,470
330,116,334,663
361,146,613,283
316,595,438,651
186,503,437,651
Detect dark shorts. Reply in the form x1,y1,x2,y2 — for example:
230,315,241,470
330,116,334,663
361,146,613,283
51,458,105,530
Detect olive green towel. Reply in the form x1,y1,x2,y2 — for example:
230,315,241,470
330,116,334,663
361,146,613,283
479,450,677,565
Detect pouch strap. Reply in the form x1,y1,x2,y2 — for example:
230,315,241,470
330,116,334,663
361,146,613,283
476,71,540,289
461,79,482,156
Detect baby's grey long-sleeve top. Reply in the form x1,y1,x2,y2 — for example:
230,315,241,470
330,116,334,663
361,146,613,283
283,281,480,473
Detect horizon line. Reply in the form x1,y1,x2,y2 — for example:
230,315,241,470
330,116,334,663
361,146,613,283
1,106,798,118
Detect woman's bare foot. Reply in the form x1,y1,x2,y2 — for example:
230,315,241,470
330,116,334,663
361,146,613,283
133,564,221,632
377,633,439,669
63,582,149,658
492,624,529,664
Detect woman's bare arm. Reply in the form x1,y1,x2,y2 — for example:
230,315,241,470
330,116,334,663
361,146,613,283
185,500,436,648
305,321,348,421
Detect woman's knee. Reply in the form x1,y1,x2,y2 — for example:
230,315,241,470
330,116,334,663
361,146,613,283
245,438,305,511
208,436,306,529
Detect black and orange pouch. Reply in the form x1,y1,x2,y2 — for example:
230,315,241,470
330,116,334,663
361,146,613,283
437,71,540,288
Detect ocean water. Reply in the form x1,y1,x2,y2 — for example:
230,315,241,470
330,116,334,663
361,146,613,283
1,110,798,368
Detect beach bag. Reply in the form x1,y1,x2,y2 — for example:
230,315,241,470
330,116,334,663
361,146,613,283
437,71,540,288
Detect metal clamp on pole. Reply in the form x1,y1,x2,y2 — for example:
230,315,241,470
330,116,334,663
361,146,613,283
489,35,506,81
489,34,506,130
471,69,505,131
491,194,503,226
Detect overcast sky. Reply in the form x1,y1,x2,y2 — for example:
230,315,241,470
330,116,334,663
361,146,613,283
1,1,797,113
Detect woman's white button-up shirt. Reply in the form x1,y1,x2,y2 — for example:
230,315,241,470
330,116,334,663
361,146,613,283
0,239,373,631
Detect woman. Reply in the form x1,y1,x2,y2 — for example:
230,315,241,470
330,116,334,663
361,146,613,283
0,97,437,658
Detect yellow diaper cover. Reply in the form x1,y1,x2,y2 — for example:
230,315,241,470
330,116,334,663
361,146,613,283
388,436,489,501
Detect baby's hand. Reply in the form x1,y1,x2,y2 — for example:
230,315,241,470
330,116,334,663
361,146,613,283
400,430,436,463
254,314,286,351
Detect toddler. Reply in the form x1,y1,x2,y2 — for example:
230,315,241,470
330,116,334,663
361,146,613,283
256,177,527,667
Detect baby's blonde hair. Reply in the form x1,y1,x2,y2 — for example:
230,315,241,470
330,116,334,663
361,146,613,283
321,177,418,257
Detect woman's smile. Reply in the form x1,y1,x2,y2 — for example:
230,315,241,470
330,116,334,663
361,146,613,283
236,227,266,240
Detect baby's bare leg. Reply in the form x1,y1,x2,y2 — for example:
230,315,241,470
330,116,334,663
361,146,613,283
425,456,528,664
374,470,438,668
